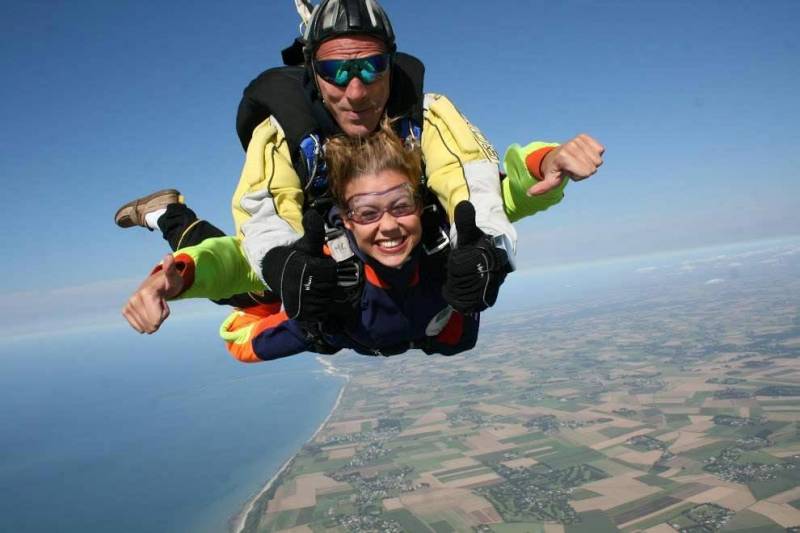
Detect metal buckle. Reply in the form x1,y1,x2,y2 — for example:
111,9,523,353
325,226,360,288
423,227,450,256
325,226,354,262
421,204,450,256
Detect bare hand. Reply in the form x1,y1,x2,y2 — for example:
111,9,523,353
122,254,184,334
528,134,605,196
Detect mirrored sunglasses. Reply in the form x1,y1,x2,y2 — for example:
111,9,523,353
345,183,420,225
314,54,390,87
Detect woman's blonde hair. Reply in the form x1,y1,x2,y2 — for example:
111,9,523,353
325,117,422,205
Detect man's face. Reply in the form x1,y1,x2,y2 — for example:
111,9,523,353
314,35,390,137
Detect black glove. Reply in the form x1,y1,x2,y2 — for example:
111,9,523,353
443,201,510,313
262,210,338,322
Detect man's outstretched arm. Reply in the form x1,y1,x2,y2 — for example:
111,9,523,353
503,134,605,223
122,237,266,333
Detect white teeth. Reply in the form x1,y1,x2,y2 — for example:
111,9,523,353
378,238,403,248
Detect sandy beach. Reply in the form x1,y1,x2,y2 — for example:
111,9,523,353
230,356,350,533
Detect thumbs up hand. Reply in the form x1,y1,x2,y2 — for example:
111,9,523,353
123,254,184,334
262,210,338,322
443,201,510,313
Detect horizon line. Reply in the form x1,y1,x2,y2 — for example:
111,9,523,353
514,232,800,277
0,233,797,343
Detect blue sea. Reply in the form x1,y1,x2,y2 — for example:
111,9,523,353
0,315,344,533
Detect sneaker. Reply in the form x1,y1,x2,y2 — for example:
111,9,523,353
114,189,182,229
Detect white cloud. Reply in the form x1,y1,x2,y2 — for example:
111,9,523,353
705,278,725,285
0,277,217,340
0,277,140,316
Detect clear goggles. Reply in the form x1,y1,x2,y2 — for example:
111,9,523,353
344,183,420,225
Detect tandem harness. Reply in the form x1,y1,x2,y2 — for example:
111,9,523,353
233,52,450,353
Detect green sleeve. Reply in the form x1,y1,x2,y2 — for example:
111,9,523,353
175,236,266,301
502,142,568,223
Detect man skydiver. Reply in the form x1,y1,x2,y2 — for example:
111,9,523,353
117,0,604,332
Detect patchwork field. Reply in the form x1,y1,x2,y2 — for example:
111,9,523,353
240,248,800,532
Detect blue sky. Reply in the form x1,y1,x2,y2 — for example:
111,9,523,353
1,0,798,335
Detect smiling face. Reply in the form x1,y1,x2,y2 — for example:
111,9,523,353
342,169,422,268
314,35,391,137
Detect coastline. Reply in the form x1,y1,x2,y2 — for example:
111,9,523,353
230,356,351,533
